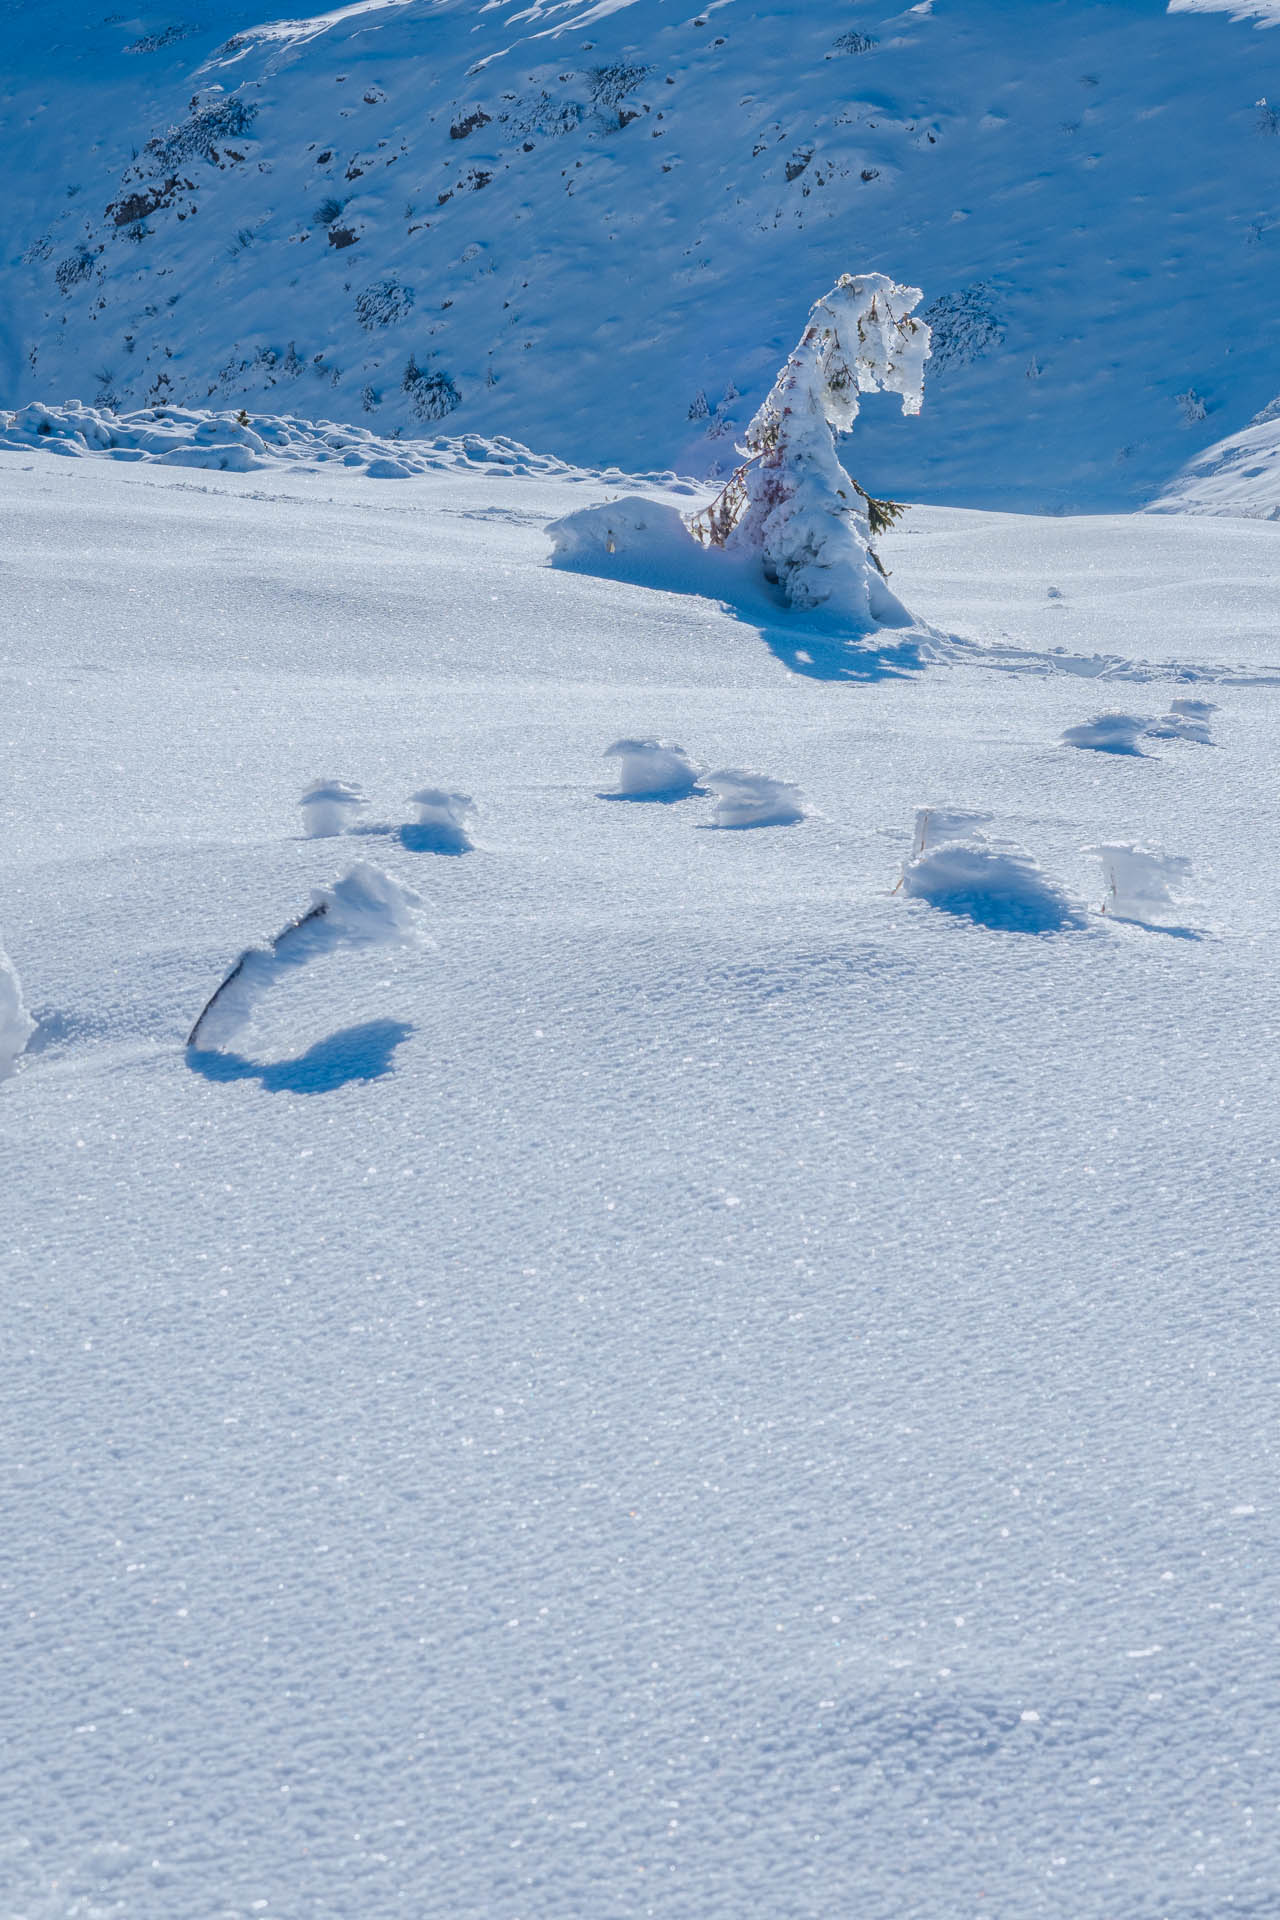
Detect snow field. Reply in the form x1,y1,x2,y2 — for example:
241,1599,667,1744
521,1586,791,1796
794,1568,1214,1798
3,451,1280,1920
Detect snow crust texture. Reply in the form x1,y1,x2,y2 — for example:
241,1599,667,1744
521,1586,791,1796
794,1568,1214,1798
5,451,1280,1920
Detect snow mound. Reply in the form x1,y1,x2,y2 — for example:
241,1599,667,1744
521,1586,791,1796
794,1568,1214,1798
1146,698,1217,744
602,738,701,798
704,770,806,830
188,862,427,1050
0,941,36,1080
300,777,364,837
901,820,1083,934
1089,841,1200,925
1061,712,1151,755
0,401,576,481
403,787,477,854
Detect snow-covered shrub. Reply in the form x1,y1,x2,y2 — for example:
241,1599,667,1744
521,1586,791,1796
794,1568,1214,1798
300,778,364,837
602,738,700,797
1089,842,1197,925
0,941,36,1080
900,815,1080,933
403,356,461,421
355,279,414,330
405,787,477,853
921,283,1004,374
687,272,931,624
704,769,806,829
143,95,258,171
188,863,427,1050
1061,712,1150,755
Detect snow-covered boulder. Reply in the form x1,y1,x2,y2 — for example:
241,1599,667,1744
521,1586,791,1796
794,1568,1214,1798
189,862,427,1050
1088,842,1199,925
300,778,364,837
0,941,35,1080
704,769,806,829
602,738,701,798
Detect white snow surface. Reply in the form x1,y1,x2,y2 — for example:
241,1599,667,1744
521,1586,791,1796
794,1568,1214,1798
4,445,1280,1919
703,767,807,830
1089,841,1200,926
8,0,1280,510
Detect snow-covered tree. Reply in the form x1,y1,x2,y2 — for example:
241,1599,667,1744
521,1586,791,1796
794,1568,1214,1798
688,273,931,623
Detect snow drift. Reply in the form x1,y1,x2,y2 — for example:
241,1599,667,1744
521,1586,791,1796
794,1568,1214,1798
300,778,364,837
188,862,427,1051
404,787,477,853
1089,842,1200,925
900,813,1082,934
704,770,807,830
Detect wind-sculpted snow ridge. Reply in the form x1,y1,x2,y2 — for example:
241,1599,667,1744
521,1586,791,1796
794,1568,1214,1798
0,942,36,1080
1168,1,1280,23
0,399,646,483
704,769,807,830
188,861,427,1051
602,738,702,799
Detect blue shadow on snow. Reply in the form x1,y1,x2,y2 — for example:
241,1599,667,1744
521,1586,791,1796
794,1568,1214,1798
187,1018,413,1094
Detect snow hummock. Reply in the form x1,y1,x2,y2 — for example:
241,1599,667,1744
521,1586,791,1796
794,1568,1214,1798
1061,713,1152,755
1148,409,1280,519
300,777,364,837
602,738,701,799
188,862,426,1049
0,400,585,481
703,769,807,830
404,787,477,853
1089,842,1199,925
0,940,35,1079
900,815,1082,934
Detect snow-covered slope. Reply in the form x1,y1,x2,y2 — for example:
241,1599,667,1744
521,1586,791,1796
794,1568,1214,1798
5,445,1280,1920
1149,399,1280,517
7,0,1280,508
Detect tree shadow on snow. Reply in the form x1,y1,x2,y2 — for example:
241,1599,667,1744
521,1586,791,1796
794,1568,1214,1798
547,510,932,684
187,1018,413,1094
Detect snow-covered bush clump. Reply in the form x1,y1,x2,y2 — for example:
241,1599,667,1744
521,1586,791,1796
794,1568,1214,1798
1089,842,1198,925
189,863,427,1050
704,769,806,829
688,273,931,624
1061,712,1150,755
900,815,1080,933
602,738,701,797
300,778,364,837
0,941,36,1080
1147,697,1216,744
405,787,477,853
